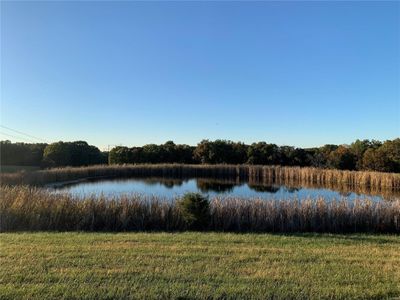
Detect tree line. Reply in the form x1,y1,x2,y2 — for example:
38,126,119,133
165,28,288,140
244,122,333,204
0,140,107,167
109,139,400,172
1,138,399,173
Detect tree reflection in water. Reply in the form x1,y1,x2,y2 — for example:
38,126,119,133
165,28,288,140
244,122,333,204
140,177,185,189
57,176,400,201
196,179,236,193
247,184,280,194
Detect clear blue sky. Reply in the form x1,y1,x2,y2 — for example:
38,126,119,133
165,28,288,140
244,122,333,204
1,1,399,150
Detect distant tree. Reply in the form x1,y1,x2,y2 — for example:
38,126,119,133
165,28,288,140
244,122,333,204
42,142,72,167
108,146,132,164
194,140,243,164
130,147,144,163
362,148,388,172
310,151,327,168
162,141,177,163
362,139,400,172
0,141,47,166
279,146,296,165
109,142,194,165
247,142,280,165
142,144,164,163
158,141,194,163
43,141,103,167
193,140,214,164
380,139,400,172
231,142,248,164
100,151,109,164
349,139,382,170
278,146,314,167
70,141,102,166
85,138,400,172
328,146,356,170
174,144,195,164
309,144,339,168
293,148,313,166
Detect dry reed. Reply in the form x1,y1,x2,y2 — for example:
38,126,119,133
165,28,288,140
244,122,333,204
1,186,399,233
1,164,399,190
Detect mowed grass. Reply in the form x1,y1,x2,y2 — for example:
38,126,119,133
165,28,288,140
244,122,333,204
0,233,399,299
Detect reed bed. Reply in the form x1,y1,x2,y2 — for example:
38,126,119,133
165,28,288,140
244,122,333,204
1,164,399,189
197,177,400,200
1,186,399,233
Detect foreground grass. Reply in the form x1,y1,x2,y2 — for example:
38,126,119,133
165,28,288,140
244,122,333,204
0,233,399,299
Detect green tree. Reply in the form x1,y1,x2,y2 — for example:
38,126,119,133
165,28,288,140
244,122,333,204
362,139,400,172
349,139,382,170
108,146,132,164
178,193,210,230
327,146,356,170
194,140,248,164
43,142,72,167
247,142,280,165
0,141,47,166
43,141,102,167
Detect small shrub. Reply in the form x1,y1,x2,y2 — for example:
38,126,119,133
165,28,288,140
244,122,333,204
177,193,210,230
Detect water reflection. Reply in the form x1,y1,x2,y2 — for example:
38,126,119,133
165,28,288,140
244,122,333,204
53,176,400,202
139,178,184,189
248,184,281,193
197,179,236,193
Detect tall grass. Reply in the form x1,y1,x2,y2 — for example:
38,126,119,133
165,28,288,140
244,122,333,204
1,164,399,189
1,186,399,233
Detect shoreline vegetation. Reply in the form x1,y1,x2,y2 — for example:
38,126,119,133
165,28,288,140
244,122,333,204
1,186,399,233
1,165,399,233
41,176,400,200
1,164,399,189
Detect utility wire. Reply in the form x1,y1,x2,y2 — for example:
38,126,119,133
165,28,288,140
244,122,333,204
0,125,48,143
0,131,38,143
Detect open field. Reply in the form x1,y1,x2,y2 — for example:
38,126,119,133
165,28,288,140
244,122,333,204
0,232,399,299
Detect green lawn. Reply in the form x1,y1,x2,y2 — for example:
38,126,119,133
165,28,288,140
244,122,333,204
0,233,399,299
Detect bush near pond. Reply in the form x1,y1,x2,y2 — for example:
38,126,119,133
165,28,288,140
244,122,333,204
177,193,210,230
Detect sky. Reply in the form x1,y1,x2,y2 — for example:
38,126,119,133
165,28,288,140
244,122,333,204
1,1,399,150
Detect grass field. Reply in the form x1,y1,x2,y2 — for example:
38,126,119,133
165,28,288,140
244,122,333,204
0,233,399,299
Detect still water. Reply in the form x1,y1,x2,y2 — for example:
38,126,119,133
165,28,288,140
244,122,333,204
52,177,399,201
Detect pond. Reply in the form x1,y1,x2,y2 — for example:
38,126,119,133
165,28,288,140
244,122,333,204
52,177,400,201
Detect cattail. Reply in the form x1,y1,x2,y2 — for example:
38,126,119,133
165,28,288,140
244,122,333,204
1,186,398,233
1,164,399,190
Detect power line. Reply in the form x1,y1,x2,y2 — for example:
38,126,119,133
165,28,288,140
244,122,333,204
0,131,38,143
0,125,48,143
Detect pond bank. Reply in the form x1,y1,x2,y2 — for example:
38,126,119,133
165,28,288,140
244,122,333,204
1,164,400,189
1,185,399,233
